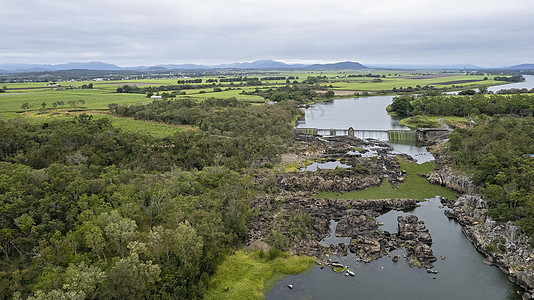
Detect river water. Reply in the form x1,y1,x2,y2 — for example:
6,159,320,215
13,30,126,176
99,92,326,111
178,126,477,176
487,75,534,93
267,78,534,299
295,95,433,163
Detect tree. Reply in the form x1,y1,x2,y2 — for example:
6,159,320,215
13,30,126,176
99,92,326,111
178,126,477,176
21,103,30,112
98,211,137,258
389,95,414,116
101,250,161,299
324,90,335,98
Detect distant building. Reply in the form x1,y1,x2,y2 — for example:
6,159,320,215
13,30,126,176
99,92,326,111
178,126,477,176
151,95,162,99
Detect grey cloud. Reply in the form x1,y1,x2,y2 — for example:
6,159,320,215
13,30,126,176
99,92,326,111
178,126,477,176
0,0,533,66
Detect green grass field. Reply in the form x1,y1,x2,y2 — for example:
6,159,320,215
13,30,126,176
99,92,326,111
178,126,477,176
317,158,457,200
205,250,315,300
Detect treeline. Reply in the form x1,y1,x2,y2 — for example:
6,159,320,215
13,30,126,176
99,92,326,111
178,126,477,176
494,74,525,82
392,85,440,94
218,76,258,83
447,116,534,237
496,88,534,95
348,73,385,78
0,101,296,298
116,84,217,94
204,76,292,83
176,79,202,84
388,94,534,117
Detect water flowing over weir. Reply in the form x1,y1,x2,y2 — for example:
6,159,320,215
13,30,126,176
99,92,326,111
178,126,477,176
295,128,417,142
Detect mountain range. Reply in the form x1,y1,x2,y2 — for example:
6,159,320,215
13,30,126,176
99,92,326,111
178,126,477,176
0,60,367,73
0,60,533,73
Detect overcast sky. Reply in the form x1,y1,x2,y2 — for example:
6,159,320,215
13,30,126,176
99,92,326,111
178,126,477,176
1,0,533,67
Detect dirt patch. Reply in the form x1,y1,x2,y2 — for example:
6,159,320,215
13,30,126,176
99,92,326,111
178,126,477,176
433,80,482,85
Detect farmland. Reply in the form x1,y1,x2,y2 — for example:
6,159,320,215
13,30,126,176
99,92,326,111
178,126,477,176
0,70,512,136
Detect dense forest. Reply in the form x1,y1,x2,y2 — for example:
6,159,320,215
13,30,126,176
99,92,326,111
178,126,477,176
388,94,534,117
0,99,297,299
447,116,534,237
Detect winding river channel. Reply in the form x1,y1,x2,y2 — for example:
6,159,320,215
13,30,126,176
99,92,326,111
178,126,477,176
267,76,534,299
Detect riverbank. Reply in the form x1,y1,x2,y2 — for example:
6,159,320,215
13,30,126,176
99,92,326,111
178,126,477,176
428,167,534,298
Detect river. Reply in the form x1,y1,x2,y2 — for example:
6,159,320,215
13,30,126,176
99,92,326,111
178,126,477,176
267,77,534,299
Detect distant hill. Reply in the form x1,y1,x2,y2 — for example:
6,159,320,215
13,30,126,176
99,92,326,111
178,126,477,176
506,64,534,70
52,62,123,70
0,60,368,72
0,61,122,72
365,64,482,70
304,61,368,70
153,64,208,70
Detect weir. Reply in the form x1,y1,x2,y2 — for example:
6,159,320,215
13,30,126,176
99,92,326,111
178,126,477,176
295,127,417,142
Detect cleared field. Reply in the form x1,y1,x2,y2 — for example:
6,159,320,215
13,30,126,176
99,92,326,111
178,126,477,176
0,89,147,110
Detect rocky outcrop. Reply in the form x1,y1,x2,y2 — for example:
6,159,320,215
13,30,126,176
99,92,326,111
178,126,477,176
445,194,534,294
349,235,387,262
277,172,382,192
426,168,476,194
397,215,436,269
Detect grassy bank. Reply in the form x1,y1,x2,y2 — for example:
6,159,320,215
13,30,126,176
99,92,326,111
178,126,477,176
317,158,457,200
399,115,467,128
205,250,315,300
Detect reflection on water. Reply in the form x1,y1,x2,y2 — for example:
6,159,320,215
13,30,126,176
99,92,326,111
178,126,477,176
267,198,523,300
297,96,406,131
319,220,351,246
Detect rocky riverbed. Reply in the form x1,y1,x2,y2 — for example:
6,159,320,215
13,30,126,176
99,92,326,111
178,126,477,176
248,135,438,272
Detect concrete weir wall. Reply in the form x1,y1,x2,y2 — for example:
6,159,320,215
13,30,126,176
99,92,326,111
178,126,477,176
416,128,450,142
295,127,449,143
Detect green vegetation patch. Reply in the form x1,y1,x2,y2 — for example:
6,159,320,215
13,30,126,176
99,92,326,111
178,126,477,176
205,250,315,300
400,115,466,129
92,115,190,138
317,158,457,200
